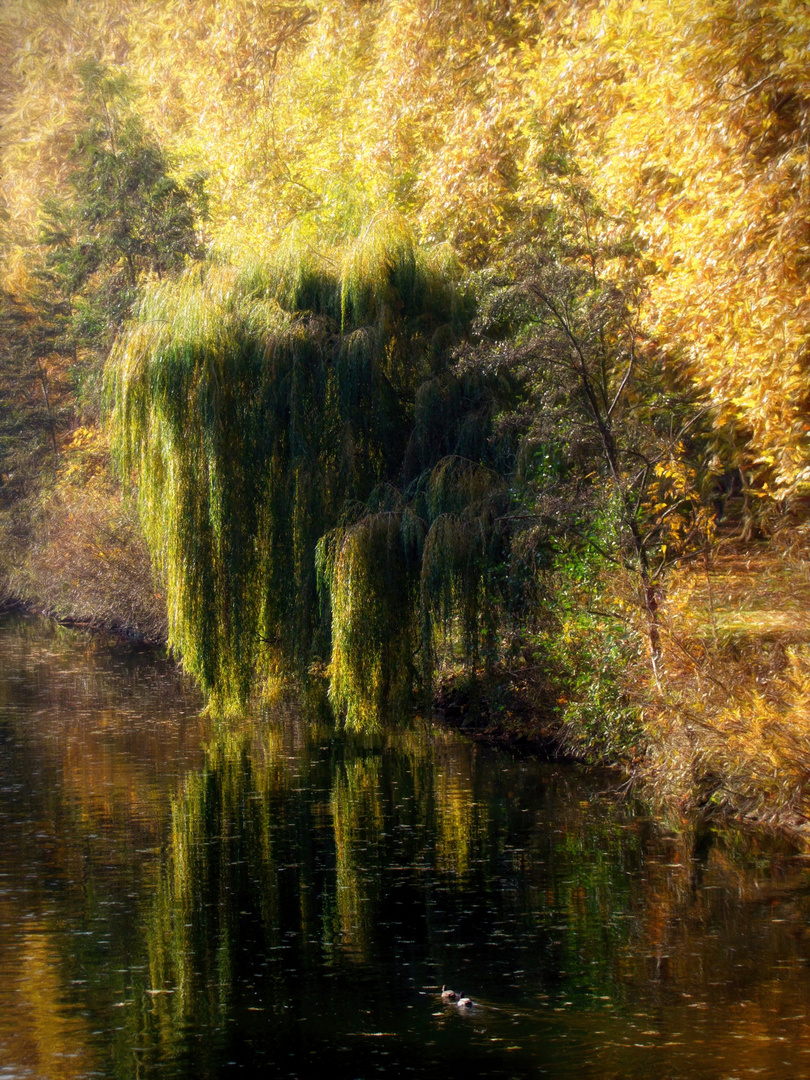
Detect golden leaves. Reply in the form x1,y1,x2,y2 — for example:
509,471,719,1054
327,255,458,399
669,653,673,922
4,0,809,496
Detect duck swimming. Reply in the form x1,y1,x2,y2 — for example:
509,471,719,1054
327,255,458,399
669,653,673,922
441,986,459,1002
456,995,473,1009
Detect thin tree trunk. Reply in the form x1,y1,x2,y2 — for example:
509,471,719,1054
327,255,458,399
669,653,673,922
531,280,663,684
34,354,59,465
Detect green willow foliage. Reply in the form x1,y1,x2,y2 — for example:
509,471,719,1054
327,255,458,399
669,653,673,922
109,217,520,723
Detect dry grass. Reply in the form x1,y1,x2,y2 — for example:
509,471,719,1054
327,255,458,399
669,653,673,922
4,426,167,642
642,538,810,833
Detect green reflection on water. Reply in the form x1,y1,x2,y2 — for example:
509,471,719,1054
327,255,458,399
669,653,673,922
134,716,650,1075
134,715,810,1079
4,616,810,1079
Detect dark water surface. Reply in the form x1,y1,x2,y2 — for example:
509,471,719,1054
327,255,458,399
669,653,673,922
2,614,810,1079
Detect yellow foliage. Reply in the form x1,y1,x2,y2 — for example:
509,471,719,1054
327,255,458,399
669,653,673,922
4,0,807,495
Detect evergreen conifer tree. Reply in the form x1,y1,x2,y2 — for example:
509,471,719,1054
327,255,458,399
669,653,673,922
38,61,206,365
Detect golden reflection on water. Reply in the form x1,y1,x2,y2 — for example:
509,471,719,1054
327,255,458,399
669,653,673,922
0,927,96,1080
330,755,384,961
0,615,209,1078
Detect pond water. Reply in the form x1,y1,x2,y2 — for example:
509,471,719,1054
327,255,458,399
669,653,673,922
2,613,810,1079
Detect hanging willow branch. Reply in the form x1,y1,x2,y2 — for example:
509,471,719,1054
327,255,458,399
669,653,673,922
108,215,521,721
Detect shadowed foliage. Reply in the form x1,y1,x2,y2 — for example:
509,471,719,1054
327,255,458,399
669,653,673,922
109,217,525,722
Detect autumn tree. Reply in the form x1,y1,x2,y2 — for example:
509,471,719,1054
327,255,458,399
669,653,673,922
460,234,716,688
37,61,206,368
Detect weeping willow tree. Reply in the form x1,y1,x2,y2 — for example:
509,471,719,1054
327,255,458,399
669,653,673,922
109,215,525,722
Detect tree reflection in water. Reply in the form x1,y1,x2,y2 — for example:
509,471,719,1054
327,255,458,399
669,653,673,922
3,616,810,1079
134,710,810,1079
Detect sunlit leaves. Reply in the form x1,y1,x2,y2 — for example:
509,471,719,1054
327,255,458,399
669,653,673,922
512,0,810,495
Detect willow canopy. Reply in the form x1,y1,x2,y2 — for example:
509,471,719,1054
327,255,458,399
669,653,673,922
109,217,522,723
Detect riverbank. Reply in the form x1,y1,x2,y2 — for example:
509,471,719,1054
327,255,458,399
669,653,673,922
642,536,810,837
0,594,165,644
3,500,810,841
430,533,810,842
0,443,168,646
436,662,810,842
